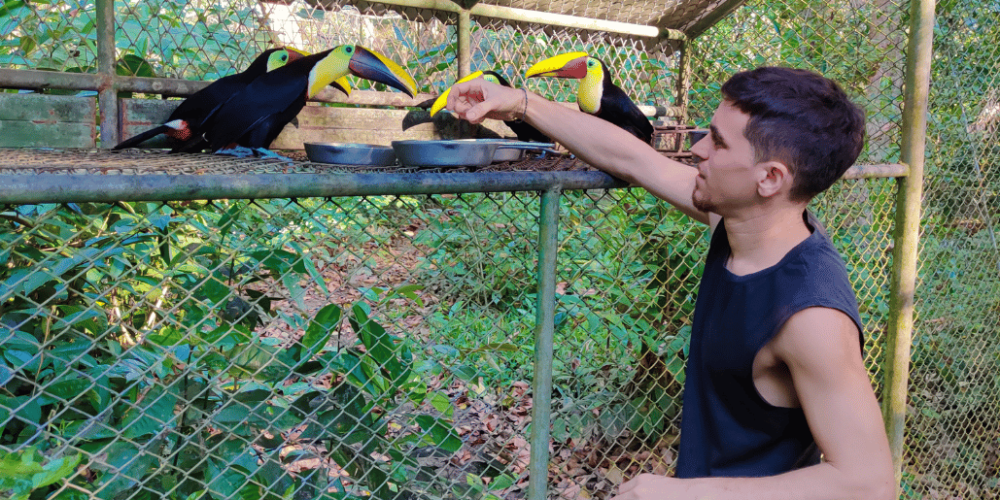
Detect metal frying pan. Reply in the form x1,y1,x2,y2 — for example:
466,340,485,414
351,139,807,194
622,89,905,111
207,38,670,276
391,139,558,167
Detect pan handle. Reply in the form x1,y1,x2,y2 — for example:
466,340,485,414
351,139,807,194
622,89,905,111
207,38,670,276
495,142,562,156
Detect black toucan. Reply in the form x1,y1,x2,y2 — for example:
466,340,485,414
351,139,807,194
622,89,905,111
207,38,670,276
183,45,417,158
113,47,332,151
426,70,551,143
525,52,653,144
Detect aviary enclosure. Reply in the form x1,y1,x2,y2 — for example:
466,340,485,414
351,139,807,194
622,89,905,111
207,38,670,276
0,0,997,499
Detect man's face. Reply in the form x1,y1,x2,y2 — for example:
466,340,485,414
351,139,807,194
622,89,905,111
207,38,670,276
689,101,759,215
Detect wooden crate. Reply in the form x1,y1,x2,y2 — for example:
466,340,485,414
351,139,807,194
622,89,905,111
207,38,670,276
0,93,96,148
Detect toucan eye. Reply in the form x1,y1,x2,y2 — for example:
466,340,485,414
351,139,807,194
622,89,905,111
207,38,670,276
346,46,353,53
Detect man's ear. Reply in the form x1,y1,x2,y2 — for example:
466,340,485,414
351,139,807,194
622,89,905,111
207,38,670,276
756,160,791,199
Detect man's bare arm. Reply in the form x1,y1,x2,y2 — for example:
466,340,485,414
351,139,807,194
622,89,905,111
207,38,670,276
611,307,894,500
446,80,711,224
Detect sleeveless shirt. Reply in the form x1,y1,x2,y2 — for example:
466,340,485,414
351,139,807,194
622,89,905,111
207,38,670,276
674,211,864,478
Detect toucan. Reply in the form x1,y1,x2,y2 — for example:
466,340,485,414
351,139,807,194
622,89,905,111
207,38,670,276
426,70,551,143
181,45,417,158
525,52,653,144
113,47,351,151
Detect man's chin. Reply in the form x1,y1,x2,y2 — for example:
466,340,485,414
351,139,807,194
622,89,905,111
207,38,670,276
692,191,715,213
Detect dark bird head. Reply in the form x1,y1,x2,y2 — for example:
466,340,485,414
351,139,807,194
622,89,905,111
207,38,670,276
244,47,309,77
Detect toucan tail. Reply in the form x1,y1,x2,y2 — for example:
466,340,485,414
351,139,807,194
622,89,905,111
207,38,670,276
113,124,173,150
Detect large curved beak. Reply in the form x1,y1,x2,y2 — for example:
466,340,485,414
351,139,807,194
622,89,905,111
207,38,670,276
429,71,484,117
525,52,588,79
286,47,309,62
349,46,417,97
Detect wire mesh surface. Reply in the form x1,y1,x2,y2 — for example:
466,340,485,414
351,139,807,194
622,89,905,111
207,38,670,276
0,149,604,175
0,176,896,500
903,0,1000,498
6,0,990,498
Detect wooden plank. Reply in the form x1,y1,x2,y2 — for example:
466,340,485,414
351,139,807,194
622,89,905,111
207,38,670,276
0,121,97,148
116,98,518,150
0,94,96,148
118,98,178,149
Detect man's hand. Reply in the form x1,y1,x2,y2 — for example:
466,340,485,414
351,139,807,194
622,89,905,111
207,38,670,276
445,79,524,124
611,474,695,500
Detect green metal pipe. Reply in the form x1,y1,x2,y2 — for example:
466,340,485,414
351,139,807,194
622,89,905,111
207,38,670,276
527,187,560,500
675,43,691,124
883,0,935,493
363,0,670,40
96,0,117,148
458,9,472,79
0,172,626,204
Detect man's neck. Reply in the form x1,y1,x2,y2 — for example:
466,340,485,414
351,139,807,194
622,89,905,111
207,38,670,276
723,205,812,276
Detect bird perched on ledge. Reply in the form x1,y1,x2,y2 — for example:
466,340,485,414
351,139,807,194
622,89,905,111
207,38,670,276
114,47,320,151
427,70,551,143
525,52,653,144
178,44,417,159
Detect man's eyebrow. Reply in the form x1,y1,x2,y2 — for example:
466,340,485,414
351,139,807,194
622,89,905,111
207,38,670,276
709,124,728,149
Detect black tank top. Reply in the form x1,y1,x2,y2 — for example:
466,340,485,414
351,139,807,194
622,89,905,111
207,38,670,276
674,211,864,478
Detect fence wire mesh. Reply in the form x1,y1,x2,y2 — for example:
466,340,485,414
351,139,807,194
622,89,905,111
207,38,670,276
4,0,992,498
1,179,894,500
903,0,1000,498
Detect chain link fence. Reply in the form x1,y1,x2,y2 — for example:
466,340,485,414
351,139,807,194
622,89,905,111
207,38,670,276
903,0,1000,498
3,0,993,498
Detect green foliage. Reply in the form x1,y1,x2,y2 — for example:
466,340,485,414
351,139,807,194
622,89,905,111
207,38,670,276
0,201,462,500
0,446,81,500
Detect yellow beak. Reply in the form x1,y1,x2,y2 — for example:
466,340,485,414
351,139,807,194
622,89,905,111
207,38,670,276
525,52,589,79
429,71,484,117
332,76,352,96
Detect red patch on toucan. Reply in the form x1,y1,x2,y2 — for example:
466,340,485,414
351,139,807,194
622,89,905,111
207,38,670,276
165,121,192,141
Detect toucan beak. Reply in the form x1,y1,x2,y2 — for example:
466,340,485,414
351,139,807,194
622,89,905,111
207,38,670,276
331,76,352,96
286,47,309,62
349,46,417,97
525,52,589,79
429,71,484,117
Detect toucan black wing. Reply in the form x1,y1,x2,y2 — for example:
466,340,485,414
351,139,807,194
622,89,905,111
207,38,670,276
599,81,653,145
505,120,552,142
196,67,311,152
116,51,280,150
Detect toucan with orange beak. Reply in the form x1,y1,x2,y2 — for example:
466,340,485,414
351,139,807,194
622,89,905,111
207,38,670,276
183,45,417,159
525,52,653,144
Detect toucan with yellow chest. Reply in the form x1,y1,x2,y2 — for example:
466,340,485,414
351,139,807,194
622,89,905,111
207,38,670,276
113,47,338,151
427,70,551,143
182,45,416,158
525,52,653,144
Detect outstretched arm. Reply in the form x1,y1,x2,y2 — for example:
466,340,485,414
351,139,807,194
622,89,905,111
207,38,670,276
445,79,711,225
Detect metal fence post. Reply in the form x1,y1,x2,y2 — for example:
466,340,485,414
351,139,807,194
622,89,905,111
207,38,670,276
96,0,118,147
883,0,935,493
527,187,560,500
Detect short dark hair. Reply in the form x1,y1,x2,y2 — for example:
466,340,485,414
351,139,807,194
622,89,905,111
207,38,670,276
721,67,865,202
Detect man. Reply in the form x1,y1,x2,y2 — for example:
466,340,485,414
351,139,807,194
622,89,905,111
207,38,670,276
443,67,894,499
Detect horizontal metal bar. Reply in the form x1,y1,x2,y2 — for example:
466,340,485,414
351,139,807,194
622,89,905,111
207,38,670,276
0,68,436,106
358,0,677,40
0,68,106,91
0,171,627,203
843,163,909,179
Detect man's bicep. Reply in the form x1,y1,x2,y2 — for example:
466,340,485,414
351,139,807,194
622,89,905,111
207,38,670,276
775,308,892,476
